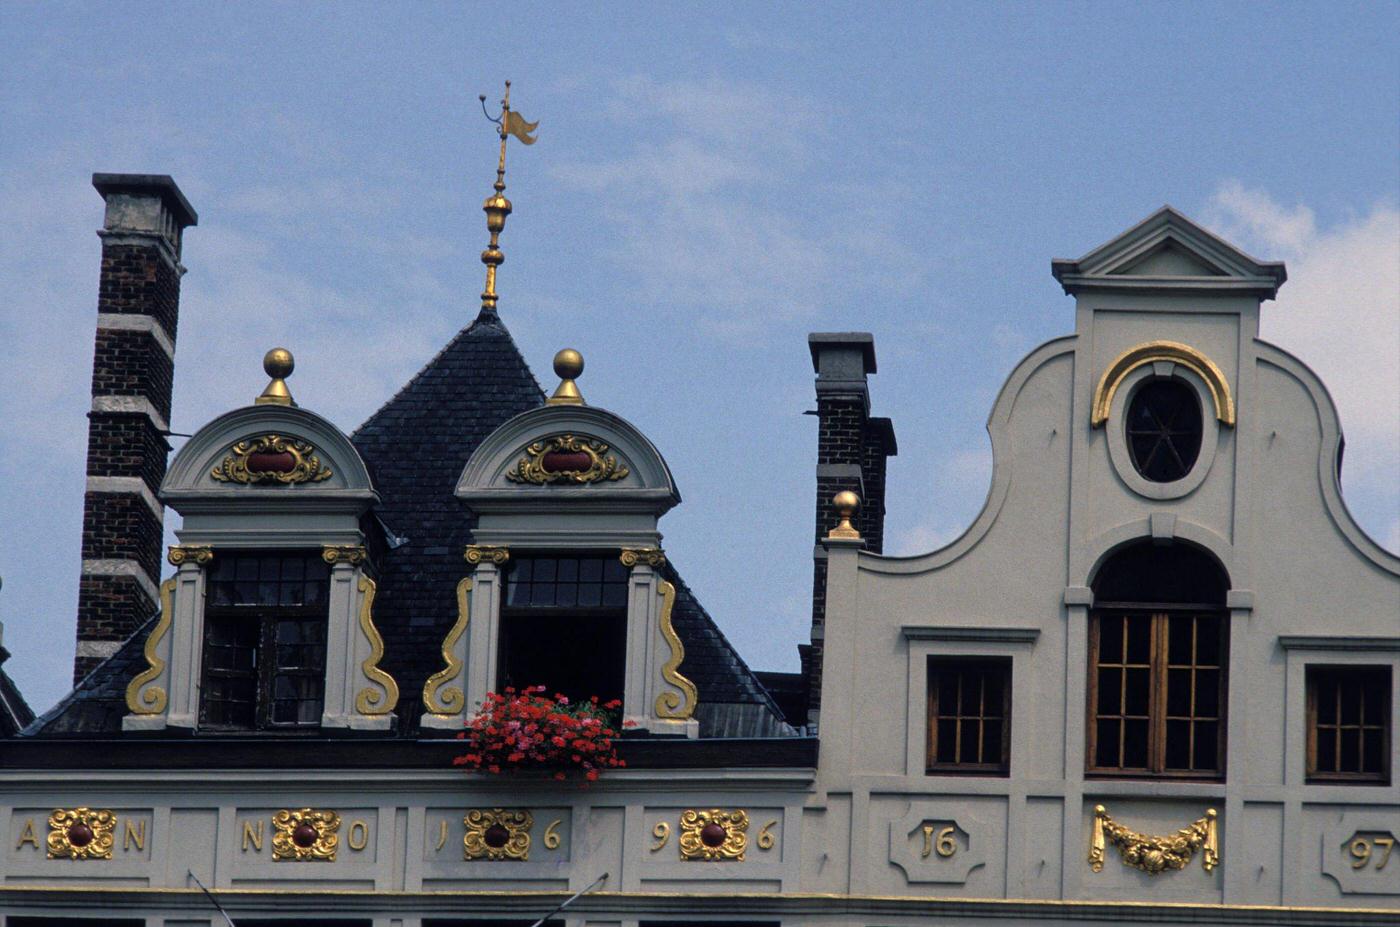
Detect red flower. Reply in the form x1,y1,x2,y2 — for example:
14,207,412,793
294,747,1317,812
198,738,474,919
454,688,625,785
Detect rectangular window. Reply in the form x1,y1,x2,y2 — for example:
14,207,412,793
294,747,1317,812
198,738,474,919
926,658,1011,775
1087,610,1226,777
498,555,628,705
200,553,330,731
1307,666,1391,784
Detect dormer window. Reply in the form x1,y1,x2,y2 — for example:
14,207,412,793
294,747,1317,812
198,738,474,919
199,552,330,730
497,555,629,705
1126,378,1202,483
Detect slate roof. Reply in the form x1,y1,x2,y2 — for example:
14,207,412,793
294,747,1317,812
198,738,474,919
0,644,35,737
22,307,793,741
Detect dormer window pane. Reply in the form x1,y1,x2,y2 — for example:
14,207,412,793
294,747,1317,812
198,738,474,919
201,552,329,731
499,555,627,705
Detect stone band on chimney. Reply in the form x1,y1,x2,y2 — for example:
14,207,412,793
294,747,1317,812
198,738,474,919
74,174,195,683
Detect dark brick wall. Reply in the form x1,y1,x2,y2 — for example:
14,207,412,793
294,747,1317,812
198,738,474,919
75,233,184,684
79,492,165,580
96,243,180,341
806,377,895,729
84,413,169,494
74,575,157,682
90,329,175,422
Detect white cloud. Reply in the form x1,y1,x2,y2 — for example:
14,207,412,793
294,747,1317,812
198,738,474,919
1205,182,1400,550
548,76,923,337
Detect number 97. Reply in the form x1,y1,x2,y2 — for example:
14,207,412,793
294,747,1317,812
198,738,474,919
1350,835,1394,870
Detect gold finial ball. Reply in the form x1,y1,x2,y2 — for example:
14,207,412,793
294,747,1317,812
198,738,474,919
553,348,584,380
263,347,294,379
833,490,860,514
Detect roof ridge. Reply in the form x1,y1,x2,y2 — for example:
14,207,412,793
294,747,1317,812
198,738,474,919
20,612,157,736
351,308,544,440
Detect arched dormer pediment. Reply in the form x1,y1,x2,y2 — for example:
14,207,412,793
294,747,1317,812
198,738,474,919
457,404,680,526
162,404,377,515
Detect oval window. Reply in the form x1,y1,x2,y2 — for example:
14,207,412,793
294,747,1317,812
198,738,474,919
1126,379,1202,482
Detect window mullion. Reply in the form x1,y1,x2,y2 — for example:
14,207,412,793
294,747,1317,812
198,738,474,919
1150,613,1167,773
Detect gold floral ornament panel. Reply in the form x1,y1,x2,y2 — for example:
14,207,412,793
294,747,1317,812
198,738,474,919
679,809,748,861
464,809,532,861
47,808,116,860
505,434,629,485
1089,805,1218,875
272,809,340,861
210,434,334,485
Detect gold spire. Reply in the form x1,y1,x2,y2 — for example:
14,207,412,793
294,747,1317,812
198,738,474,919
546,348,585,405
477,80,538,315
255,348,296,406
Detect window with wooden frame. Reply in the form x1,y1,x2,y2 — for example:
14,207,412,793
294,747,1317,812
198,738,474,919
497,555,628,705
926,657,1011,775
1307,666,1391,784
1087,542,1229,779
199,553,330,731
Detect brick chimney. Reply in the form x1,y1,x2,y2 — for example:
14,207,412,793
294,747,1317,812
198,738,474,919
805,332,896,731
73,174,196,683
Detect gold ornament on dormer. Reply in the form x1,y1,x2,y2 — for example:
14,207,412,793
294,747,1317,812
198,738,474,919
211,434,334,485
476,81,538,316
255,347,297,406
546,348,585,406
506,434,629,485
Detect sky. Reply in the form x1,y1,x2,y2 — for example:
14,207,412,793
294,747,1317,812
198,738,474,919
1,3,1396,716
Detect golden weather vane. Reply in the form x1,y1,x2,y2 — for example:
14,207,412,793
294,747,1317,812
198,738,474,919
477,80,539,314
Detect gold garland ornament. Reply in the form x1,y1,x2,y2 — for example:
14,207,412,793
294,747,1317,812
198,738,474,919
47,808,116,860
210,434,334,485
272,809,340,861
505,434,629,485
679,809,748,861
1090,805,1218,875
463,808,532,861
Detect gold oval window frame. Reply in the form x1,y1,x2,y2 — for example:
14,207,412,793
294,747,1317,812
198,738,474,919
1091,341,1234,428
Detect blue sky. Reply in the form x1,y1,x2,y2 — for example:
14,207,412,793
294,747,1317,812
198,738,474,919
2,3,1397,714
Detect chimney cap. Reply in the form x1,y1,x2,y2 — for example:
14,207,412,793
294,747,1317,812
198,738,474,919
92,173,198,228
808,332,876,375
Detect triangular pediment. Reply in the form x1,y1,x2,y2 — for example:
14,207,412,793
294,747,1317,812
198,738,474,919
1052,206,1286,298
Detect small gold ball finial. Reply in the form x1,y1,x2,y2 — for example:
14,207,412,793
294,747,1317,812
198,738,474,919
546,348,585,406
264,347,294,379
828,490,862,540
255,347,296,406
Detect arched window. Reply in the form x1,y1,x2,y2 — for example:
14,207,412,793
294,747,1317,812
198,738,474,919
1088,542,1228,778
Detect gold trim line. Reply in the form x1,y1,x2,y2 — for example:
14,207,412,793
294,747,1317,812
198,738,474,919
1091,340,1234,427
